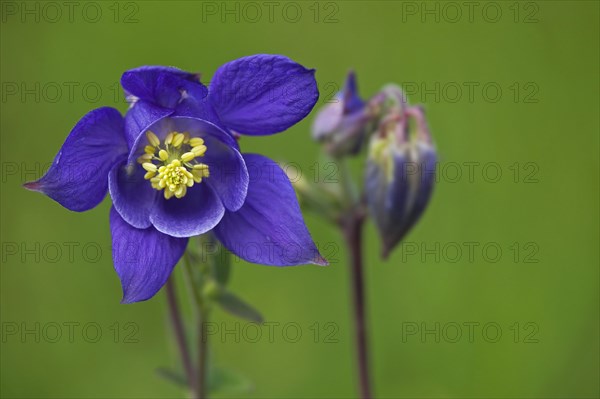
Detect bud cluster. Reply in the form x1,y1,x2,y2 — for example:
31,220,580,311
303,72,437,258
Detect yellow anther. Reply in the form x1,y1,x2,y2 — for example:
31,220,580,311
165,132,174,145
181,152,195,162
175,186,186,198
189,137,204,147
164,189,174,199
193,163,209,170
192,167,210,183
172,133,185,147
142,162,157,173
158,149,169,161
144,145,156,154
144,171,156,180
146,131,160,147
183,132,190,144
137,153,153,163
192,145,207,156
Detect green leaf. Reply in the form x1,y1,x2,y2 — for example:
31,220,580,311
156,367,187,388
211,243,231,286
216,291,264,323
209,367,254,394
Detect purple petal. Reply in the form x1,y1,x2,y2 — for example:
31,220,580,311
202,135,248,211
312,95,344,140
108,162,158,229
173,85,225,128
386,146,437,255
128,116,239,165
110,207,187,304
209,54,319,135
214,154,327,266
169,116,239,150
150,183,225,238
312,71,365,141
121,66,207,109
122,67,220,146
124,100,172,148
24,107,127,212
342,71,364,113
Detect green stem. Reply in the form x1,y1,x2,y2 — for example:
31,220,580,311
337,156,372,399
165,277,195,392
342,211,371,399
182,250,209,399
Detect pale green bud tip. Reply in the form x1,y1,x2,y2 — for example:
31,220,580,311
202,280,222,300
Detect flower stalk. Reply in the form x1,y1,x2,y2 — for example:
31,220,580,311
335,158,372,399
340,206,371,399
165,277,195,392
182,249,210,399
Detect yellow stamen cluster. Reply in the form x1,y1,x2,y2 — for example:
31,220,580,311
138,131,210,199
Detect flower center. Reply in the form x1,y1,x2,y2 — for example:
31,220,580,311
137,131,210,199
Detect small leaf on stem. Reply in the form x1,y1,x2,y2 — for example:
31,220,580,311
217,291,264,323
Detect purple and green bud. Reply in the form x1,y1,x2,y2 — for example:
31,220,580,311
365,102,436,259
312,71,380,158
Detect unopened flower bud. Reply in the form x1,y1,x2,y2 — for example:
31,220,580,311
312,71,376,157
286,167,343,222
365,105,436,259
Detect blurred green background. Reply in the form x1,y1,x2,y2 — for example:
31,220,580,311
1,1,598,398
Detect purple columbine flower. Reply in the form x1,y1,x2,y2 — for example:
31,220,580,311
25,54,327,303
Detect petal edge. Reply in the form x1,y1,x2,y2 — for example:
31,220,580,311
214,153,326,266
209,55,319,135
24,107,127,212
110,207,188,304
